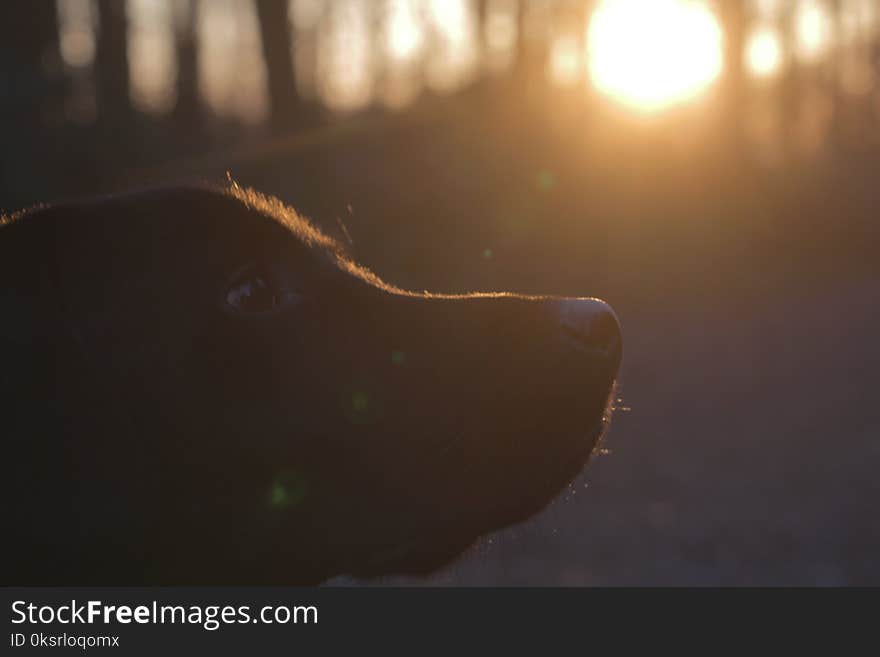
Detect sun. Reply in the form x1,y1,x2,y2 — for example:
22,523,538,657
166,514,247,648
587,0,723,112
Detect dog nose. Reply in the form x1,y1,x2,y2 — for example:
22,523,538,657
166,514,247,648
556,298,621,363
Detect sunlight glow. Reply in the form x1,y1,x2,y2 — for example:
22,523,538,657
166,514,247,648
745,25,784,79
840,0,880,43
380,0,427,108
427,0,468,35
384,0,425,61
316,0,373,111
290,0,326,31
587,0,723,111
751,0,784,20
794,0,834,63
425,0,479,92
198,0,269,124
484,0,518,72
57,0,866,123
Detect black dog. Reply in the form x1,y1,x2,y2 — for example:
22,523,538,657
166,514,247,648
0,183,621,584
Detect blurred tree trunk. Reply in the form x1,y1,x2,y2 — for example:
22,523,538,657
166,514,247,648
174,0,202,129
0,0,59,68
477,0,489,52
515,0,546,94
778,2,799,156
0,0,63,202
255,0,299,127
719,0,747,148
96,0,131,120
0,0,63,126
577,1,594,101
475,0,495,99
826,0,846,148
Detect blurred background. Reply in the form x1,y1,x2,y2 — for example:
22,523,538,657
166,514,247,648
2,0,878,585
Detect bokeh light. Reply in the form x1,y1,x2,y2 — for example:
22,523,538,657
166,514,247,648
548,35,583,86
128,0,178,114
425,0,480,92
384,0,425,62
49,0,880,126
746,24,784,79
198,0,269,124
57,0,97,69
793,0,834,63
484,0,518,73
316,0,373,111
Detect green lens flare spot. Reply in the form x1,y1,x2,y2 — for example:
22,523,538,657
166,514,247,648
536,170,557,191
482,248,494,260
343,383,384,425
352,391,369,413
391,350,406,366
270,483,288,508
268,471,309,510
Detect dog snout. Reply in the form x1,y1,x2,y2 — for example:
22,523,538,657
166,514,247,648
557,298,621,365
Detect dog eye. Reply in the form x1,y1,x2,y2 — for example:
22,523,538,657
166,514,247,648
224,265,299,314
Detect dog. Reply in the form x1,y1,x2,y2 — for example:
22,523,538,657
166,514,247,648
0,183,621,583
